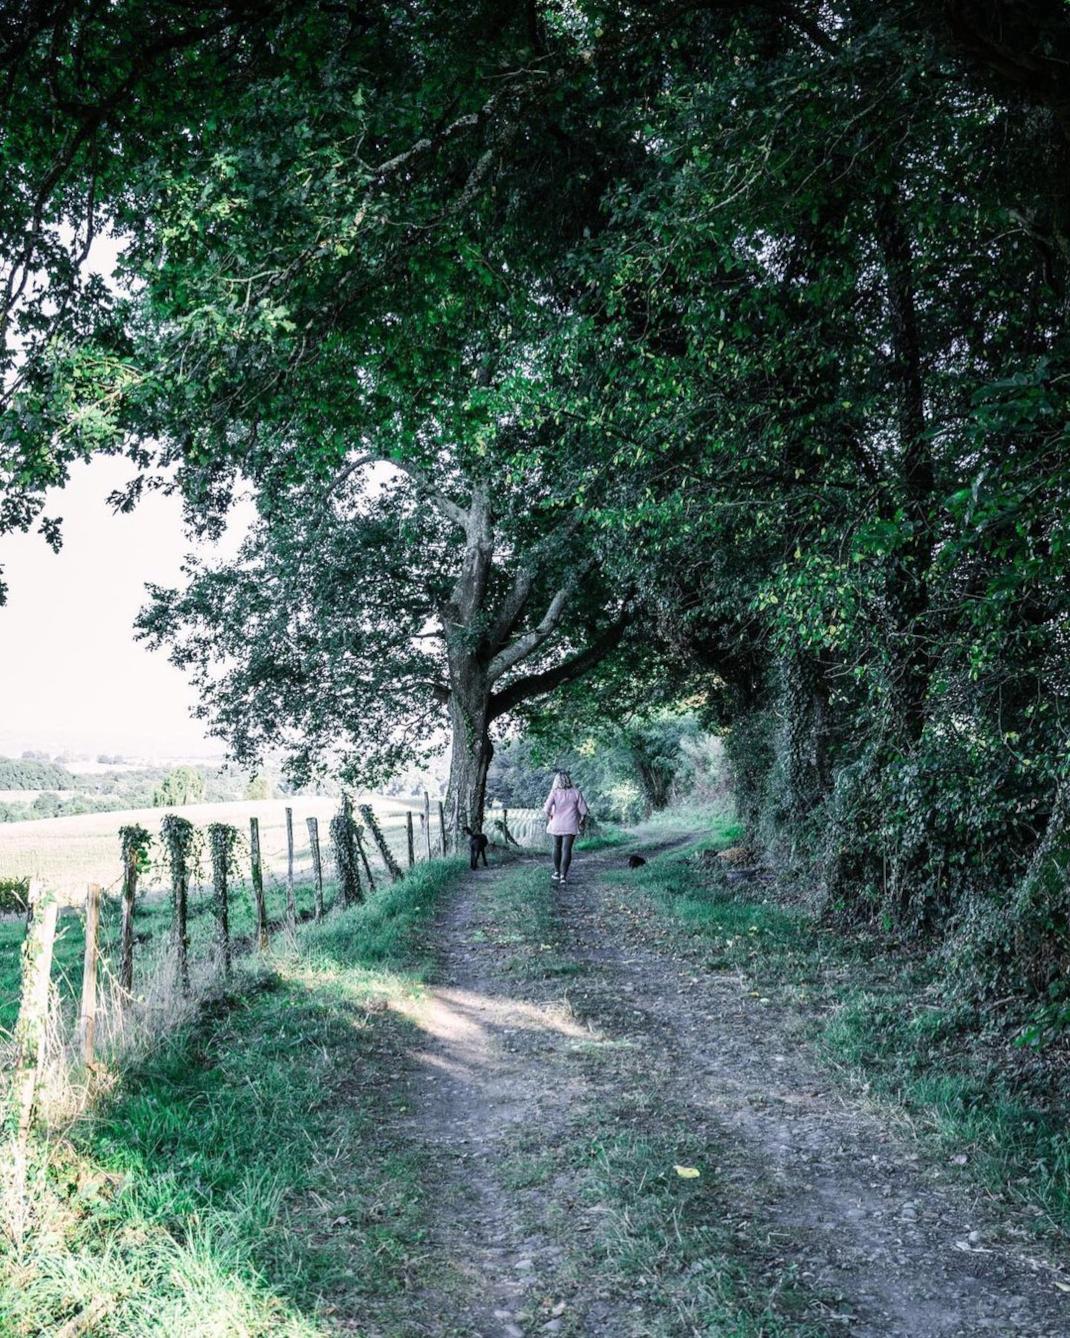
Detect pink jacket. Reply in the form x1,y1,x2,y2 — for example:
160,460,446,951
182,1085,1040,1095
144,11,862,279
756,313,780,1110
544,786,589,836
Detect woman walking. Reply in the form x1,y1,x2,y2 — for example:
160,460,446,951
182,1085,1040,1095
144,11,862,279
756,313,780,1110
543,771,589,884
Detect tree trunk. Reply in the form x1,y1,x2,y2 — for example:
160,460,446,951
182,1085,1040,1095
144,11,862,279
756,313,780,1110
443,673,494,845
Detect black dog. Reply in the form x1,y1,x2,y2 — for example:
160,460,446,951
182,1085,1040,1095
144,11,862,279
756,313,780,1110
628,854,647,869
463,825,489,870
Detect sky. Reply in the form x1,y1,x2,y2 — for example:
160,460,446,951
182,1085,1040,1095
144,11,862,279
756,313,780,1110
0,456,249,761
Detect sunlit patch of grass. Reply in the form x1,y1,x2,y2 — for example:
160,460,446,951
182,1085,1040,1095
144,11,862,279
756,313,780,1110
576,825,629,852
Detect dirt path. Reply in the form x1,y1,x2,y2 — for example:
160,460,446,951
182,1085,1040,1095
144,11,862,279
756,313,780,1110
386,841,1070,1337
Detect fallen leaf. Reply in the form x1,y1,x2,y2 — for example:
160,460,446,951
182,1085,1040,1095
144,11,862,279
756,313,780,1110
674,1165,701,1179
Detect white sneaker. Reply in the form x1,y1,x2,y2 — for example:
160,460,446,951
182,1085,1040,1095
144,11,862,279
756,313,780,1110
551,871,560,881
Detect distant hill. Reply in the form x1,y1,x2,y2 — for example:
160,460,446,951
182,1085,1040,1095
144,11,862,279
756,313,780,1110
0,756,74,790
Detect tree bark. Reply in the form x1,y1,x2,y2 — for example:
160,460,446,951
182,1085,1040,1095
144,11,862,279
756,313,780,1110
443,667,494,842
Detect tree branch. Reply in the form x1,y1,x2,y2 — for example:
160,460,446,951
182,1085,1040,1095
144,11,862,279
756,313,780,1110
489,609,632,719
390,458,469,529
487,579,574,683
483,509,586,655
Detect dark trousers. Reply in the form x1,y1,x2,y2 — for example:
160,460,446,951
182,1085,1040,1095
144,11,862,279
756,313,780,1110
553,833,576,877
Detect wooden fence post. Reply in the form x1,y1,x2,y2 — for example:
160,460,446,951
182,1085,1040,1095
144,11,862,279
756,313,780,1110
423,790,432,860
330,797,363,904
78,884,101,1066
307,816,324,919
249,817,268,950
161,815,193,996
353,821,376,891
406,811,415,868
120,847,137,996
359,805,403,882
208,824,234,978
438,801,447,857
285,806,297,931
12,880,57,1153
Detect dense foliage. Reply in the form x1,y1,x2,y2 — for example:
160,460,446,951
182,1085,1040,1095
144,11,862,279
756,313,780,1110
152,765,205,808
489,713,719,822
4,0,1070,1007
0,757,73,791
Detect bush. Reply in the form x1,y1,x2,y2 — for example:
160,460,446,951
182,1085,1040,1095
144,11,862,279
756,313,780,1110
0,877,29,913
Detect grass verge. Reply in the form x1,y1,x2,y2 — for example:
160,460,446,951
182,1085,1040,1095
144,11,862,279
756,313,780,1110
1,857,468,1337
617,835,1070,1239
0,874,341,1035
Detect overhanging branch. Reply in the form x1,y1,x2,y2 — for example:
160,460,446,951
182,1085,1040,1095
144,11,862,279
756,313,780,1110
488,608,632,720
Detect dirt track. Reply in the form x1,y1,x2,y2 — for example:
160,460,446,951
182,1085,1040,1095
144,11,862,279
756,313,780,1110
385,840,1070,1337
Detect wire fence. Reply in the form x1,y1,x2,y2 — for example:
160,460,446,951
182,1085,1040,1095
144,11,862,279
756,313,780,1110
0,794,466,1151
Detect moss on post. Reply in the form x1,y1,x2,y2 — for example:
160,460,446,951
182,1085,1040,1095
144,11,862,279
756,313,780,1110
118,825,151,996
160,814,197,995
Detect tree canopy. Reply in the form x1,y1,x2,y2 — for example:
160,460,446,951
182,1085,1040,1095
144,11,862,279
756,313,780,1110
5,0,1070,1001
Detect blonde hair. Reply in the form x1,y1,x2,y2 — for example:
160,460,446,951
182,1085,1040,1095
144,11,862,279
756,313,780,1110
553,771,574,790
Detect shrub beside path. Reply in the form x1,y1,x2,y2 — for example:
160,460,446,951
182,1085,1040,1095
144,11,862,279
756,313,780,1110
389,838,1070,1337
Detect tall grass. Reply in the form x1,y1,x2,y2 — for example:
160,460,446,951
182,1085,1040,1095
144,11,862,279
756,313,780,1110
0,857,467,1335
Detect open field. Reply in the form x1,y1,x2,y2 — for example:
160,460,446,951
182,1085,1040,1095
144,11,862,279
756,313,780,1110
0,794,427,894
0,789,79,805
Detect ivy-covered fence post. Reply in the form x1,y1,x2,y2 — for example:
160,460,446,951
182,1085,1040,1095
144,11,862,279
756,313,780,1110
423,790,432,860
438,801,447,857
249,817,268,950
359,804,403,883
285,806,297,932
161,814,196,995
118,825,151,995
78,883,102,1066
406,811,415,868
330,797,362,906
306,816,324,920
495,808,522,850
208,823,238,977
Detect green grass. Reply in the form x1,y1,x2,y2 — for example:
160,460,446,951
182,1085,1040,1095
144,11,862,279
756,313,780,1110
616,833,1070,1239
0,873,339,1035
820,984,1070,1233
1,857,468,1337
575,824,629,852
480,864,583,978
564,1123,826,1337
